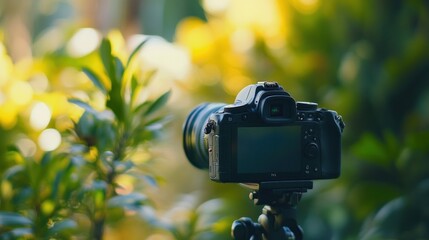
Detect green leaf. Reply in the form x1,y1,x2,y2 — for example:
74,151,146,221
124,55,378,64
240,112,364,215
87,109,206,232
144,90,171,117
114,57,124,83
95,120,116,151
89,180,108,192
47,219,78,236
40,151,52,166
144,115,173,129
107,193,148,210
133,101,151,115
106,91,124,122
9,228,33,238
99,39,124,121
130,75,139,104
0,212,32,227
100,38,116,83
4,165,25,181
51,170,63,200
114,160,135,173
143,175,158,188
126,38,149,67
68,99,98,116
82,67,107,94
351,133,390,167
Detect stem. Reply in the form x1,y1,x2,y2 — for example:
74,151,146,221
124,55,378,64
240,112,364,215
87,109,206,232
91,126,129,240
93,218,105,240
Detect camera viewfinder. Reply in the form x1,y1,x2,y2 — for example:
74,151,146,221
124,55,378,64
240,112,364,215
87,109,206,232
270,104,283,117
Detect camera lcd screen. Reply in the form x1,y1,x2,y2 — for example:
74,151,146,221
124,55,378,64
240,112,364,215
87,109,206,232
237,126,301,174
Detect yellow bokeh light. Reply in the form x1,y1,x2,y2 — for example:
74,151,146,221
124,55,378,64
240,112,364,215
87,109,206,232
176,17,216,62
16,137,37,157
67,28,101,57
41,200,55,215
202,0,230,15
30,101,52,130
1,180,13,200
29,74,49,93
226,0,288,43
38,128,61,151
291,0,320,14
0,46,14,87
115,174,135,195
36,92,71,118
223,74,252,95
0,101,18,129
230,29,255,53
107,30,126,59
135,36,192,81
9,80,33,106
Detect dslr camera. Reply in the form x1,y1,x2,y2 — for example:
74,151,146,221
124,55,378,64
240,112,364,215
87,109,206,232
183,82,344,183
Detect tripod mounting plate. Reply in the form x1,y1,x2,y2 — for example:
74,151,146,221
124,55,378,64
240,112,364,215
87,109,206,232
249,181,313,206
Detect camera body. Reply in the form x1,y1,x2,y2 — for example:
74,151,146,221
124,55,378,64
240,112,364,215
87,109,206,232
183,82,344,183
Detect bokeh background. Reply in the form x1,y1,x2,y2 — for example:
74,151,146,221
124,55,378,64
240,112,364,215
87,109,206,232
1,0,429,239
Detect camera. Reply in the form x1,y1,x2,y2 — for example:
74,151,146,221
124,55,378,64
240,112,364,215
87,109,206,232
183,82,345,183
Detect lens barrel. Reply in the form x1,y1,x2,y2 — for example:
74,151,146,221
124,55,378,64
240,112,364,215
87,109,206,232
183,103,225,169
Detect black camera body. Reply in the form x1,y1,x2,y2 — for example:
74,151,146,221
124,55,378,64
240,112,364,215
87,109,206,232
183,82,344,183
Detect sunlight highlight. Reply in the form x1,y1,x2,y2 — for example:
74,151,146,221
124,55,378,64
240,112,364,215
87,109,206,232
38,128,61,151
16,137,37,157
67,28,101,57
226,0,286,41
29,74,49,93
175,18,215,62
30,102,52,130
230,29,255,53
130,35,192,81
115,174,135,195
292,0,320,14
0,102,18,129
9,81,33,106
202,0,230,15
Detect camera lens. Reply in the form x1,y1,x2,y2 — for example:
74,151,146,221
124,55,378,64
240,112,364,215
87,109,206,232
183,103,225,169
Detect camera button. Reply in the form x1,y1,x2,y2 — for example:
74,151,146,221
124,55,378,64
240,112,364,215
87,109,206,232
304,143,319,159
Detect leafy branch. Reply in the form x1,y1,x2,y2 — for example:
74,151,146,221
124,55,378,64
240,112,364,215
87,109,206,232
69,37,171,239
0,37,171,240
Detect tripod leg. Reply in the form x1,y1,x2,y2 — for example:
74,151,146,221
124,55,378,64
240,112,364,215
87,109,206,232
232,217,264,240
258,207,295,240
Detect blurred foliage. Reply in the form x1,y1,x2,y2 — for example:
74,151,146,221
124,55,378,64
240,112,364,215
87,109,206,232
174,0,429,239
0,0,429,239
0,35,173,238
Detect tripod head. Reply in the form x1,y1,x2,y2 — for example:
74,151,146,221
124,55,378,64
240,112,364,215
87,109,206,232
232,181,313,240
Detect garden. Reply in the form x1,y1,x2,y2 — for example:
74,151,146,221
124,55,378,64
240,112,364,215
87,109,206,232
1,0,429,239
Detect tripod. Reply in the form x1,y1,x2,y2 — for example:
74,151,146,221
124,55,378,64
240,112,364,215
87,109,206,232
231,181,313,240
